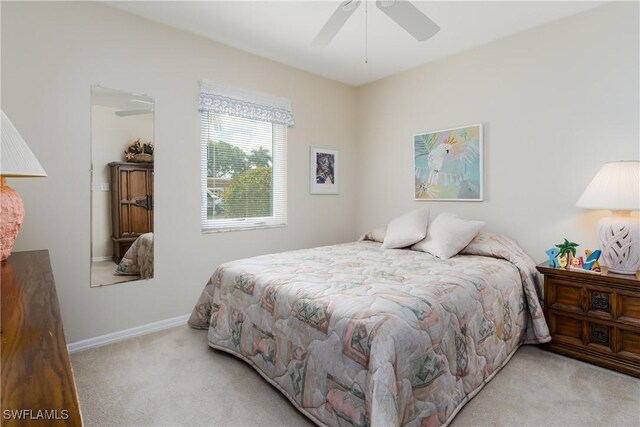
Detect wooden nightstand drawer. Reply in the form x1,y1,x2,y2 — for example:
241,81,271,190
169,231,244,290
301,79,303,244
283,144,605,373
547,279,584,314
618,291,640,326
538,263,640,377
619,329,640,362
547,277,615,320
548,310,614,354
548,310,583,346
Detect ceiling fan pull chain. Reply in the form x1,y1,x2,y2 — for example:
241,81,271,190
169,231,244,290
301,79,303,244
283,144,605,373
365,0,368,64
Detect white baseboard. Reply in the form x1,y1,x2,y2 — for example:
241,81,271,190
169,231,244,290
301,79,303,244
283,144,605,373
91,256,112,262
67,314,190,354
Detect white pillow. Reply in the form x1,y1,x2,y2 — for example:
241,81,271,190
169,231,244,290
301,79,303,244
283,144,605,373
380,208,430,249
412,213,485,259
361,226,387,243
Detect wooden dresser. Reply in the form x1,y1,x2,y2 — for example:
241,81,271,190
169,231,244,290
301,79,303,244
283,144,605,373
537,262,640,377
109,161,154,263
1,250,83,426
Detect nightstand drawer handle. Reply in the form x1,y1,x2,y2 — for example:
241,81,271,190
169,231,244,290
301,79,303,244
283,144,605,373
591,292,609,311
590,324,609,345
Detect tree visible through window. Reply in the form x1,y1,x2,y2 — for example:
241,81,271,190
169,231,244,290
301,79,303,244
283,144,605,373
201,112,286,231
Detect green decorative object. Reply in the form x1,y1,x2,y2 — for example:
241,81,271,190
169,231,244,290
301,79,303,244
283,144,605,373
555,238,579,256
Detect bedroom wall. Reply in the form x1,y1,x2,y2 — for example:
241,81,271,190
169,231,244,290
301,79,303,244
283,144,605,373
355,1,639,262
1,1,357,342
91,106,154,259
3,1,638,344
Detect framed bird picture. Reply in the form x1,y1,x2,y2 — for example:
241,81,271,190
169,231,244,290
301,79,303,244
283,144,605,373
414,124,483,201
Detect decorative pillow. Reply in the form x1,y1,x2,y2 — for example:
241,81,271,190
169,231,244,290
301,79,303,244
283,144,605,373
360,226,387,243
380,208,430,249
412,213,485,259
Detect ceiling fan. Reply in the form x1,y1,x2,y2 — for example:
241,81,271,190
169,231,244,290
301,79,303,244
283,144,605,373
313,0,440,47
115,99,154,117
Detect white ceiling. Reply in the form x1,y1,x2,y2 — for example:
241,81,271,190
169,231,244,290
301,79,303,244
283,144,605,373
108,1,605,87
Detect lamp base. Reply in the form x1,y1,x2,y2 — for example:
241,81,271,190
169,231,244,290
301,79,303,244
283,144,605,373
597,216,640,275
0,181,24,261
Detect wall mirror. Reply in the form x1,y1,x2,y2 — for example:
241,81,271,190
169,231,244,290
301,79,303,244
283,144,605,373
90,86,155,287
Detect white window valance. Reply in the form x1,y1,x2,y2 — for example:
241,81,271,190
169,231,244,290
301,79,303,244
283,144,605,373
199,80,294,127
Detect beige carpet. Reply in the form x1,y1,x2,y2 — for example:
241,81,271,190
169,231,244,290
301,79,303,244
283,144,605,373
71,325,640,427
91,260,139,287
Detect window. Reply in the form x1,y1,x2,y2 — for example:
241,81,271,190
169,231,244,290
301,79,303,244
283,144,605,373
199,81,293,232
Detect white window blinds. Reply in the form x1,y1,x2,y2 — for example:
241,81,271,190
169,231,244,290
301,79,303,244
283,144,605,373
199,81,292,232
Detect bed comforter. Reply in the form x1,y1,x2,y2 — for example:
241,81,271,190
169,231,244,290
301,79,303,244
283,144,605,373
116,232,154,279
189,233,550,426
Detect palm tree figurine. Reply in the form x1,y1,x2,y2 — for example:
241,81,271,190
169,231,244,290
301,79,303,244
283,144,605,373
555,238,579,269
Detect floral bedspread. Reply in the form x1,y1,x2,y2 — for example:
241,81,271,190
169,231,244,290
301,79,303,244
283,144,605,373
116,232,154,279
189,235,549,426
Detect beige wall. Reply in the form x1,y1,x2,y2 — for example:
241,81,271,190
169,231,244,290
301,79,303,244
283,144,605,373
91,105,154,259
355,1,639,262
1,1,357,342
2,1,638,343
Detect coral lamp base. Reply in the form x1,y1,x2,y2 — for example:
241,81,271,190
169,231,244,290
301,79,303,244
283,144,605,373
0,178,25,261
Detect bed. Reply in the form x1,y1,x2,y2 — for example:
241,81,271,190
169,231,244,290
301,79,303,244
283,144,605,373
115,232,154,279
189,232,550,426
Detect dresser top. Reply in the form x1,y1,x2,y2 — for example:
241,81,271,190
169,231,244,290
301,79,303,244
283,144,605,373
537,262,640,286
108,161,153,167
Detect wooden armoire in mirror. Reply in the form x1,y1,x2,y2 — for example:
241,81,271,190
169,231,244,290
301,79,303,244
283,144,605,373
108,161,154,263
90,86,155,287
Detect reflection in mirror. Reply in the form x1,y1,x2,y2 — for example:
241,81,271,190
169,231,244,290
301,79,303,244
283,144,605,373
90,86,154,287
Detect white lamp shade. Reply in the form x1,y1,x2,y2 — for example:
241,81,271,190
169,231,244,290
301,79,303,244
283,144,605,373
576,161,639,211
1,110,47,177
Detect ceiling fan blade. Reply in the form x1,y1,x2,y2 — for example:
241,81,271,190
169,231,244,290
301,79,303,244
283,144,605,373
130,99,154,105
312,0,361,47
115,109,153,117
376,0,440,42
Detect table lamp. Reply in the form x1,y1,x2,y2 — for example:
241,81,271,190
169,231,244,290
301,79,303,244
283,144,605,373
1,110,47,261
576,160,640,274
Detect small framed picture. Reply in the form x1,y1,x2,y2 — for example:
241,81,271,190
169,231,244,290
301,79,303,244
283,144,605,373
310,146,339,195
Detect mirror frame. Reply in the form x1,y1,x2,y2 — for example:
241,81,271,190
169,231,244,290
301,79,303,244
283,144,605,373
90,85,155,288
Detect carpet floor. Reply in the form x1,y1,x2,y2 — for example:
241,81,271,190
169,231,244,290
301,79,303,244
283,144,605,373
91,260,140,287
71,325,640,427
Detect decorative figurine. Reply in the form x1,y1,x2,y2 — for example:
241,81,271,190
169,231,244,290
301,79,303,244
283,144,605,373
584,249,602,272
558,253,569,268
555,238,579,270
572,256,584,269
545,248,560,268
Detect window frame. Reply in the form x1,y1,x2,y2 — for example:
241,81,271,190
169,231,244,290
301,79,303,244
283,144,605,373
200,111,287,233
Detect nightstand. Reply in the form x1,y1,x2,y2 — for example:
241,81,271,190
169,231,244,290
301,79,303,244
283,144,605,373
537,262,640,377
